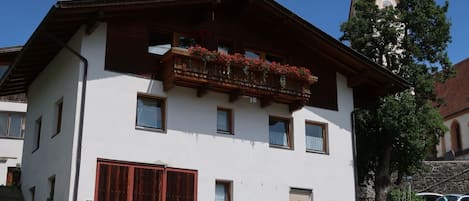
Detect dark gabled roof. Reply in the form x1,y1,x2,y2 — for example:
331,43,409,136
0,46,22,66
0,0,409,97
0,46,22,54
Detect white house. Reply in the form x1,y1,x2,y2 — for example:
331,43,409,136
0,96,27,187
436,59,469,160
0,46,27,187
0,1,408,201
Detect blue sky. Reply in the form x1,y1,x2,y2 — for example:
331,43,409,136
0,0,467,64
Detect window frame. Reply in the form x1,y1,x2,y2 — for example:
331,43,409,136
173,32,199,49
217,40,234,55
215,180,232,201
244,48,285,63
268,116,294,150
32,117,42,153
216,107,234,135
30,186,35,201
135,93,166,133
53,98,63,137
148,31,173,56
0,111,26,139
289,187,312,201
48,175,56,201
305,120,329,154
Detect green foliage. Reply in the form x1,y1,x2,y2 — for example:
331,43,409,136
388,189,424,201
341,0,453,196
355,92,447,182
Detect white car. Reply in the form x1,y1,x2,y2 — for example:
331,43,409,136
435,194,469,201
417,192,443,201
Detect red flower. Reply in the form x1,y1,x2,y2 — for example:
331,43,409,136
188,46,314,82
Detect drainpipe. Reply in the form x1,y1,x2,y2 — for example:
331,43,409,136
44,31,88,201
351,109,360,201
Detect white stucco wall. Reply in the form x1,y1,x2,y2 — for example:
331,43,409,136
21,30,83,201
0,101,27,186
437,113,469,158
71,23,356,201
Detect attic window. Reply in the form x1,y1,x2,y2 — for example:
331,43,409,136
174,33,198,49
217,41,233,54
245,50,261,59
265,54,284,63
148,32,172,55
244,49,284,63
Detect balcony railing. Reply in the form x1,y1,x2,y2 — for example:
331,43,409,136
161,48,317,111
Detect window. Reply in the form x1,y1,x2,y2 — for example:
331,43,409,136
30,187,35,201
269,116,292,148
244,50,261,59
0,112,25,138
215,181,231,201
54,98,63,136
217,108,233,134
174,33,199,49
217,41,233,54
148,32,172,55
48,176,56,201
265,54,284,63
305,121,328,153
96,160,197,201
289,188,312,201
244,49,284,63
33,117,41,152
136,95,165,131
450,121,462,152
6,167,20,186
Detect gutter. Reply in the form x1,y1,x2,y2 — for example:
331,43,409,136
43,30,88,201
351,110,360,201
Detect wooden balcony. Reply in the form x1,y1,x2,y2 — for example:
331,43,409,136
161,48,317,111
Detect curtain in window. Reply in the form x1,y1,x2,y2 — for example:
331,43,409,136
217,110,229,131
137,98,162,129
9,113,23,138
306,124,323,151
133,168,163,201
97,164,129,201
166,171,195,201
0,113,8,136
215,183,227,201
269,120,288,146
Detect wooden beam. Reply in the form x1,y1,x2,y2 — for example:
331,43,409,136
229,89,243,102
163,78,174,92
347,70,369,87
4,82,26,87
85,11,104,35
289,100,305,112
0,90,26,96
196,84,209,97
260,96,273,108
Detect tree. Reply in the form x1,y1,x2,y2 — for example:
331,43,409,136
340,0,452,200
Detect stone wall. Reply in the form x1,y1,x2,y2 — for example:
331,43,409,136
412,161,469,194
357,161,469,200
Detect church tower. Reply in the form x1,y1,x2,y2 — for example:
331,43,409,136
349,0,399,18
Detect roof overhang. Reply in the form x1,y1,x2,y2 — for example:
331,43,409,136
0,0,409,98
